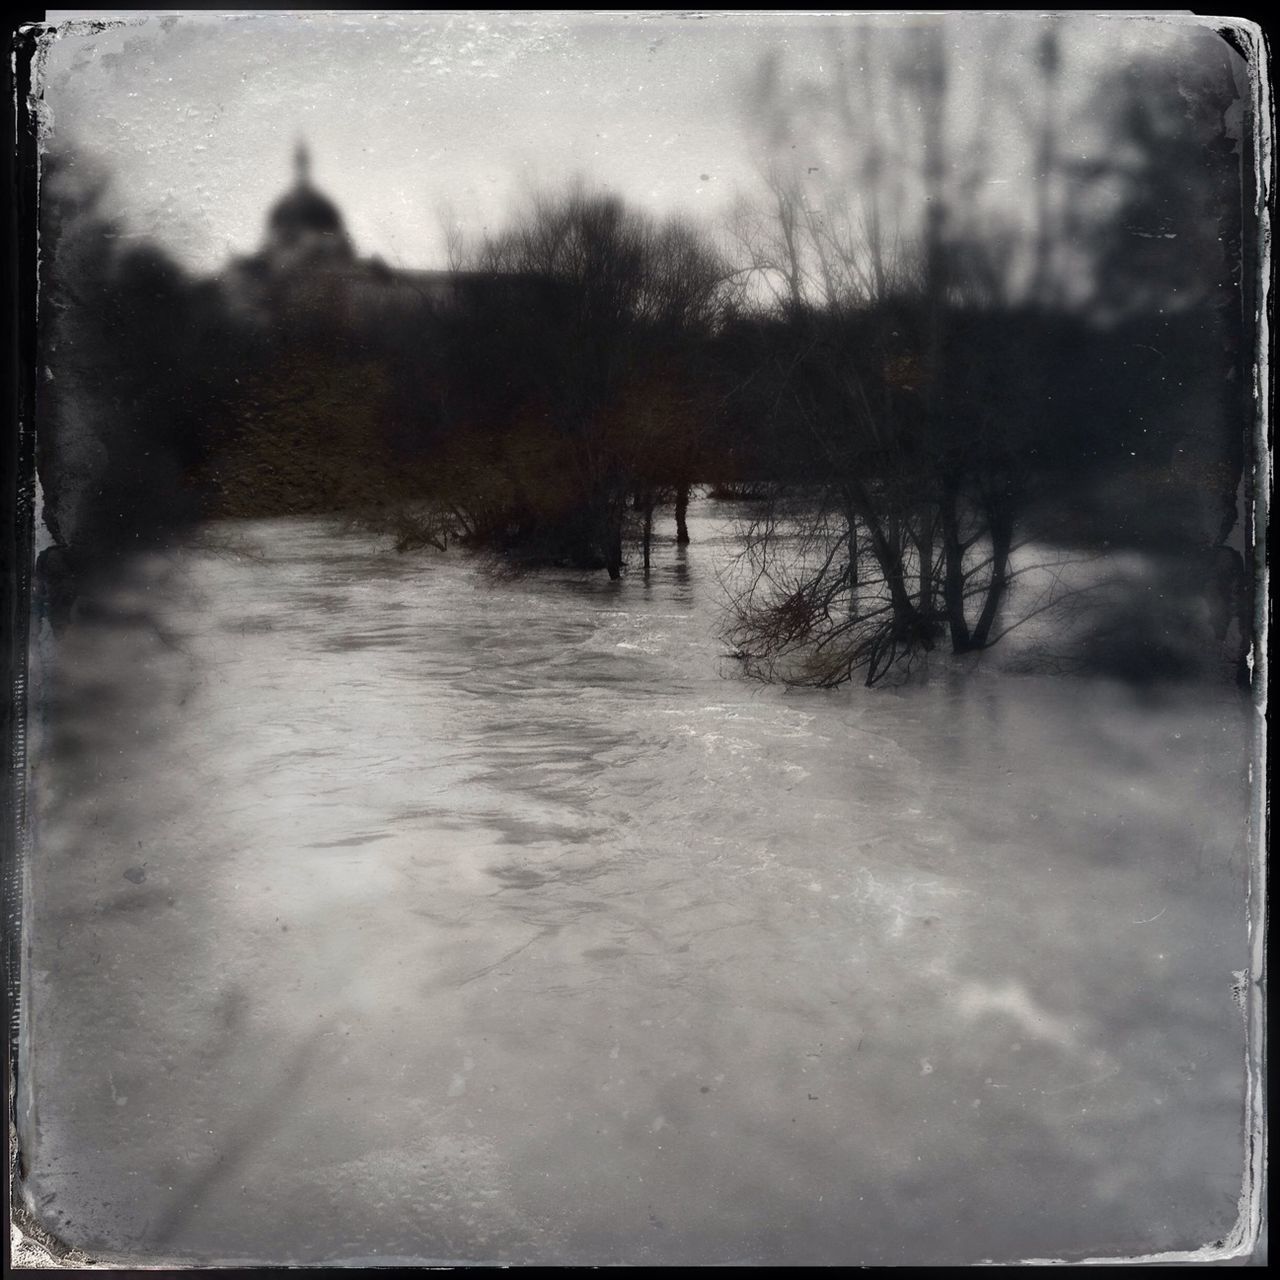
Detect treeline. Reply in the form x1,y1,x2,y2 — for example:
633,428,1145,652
35,168,1248,664
392,188,730,578
34,151,247,624
37,183,1243,555
35,25,1254,685
713,298,1248,685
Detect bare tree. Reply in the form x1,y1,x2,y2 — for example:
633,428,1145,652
440,183,735,578
721,19,1083,686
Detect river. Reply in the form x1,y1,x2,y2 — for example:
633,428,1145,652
18,500,1258,1265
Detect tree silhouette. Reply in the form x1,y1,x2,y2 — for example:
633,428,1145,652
36,147,236,622
434,184,734,577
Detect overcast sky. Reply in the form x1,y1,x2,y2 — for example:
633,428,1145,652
35,11,1241,277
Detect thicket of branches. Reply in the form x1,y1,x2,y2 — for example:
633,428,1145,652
417,185,736,577
714,19,1252,686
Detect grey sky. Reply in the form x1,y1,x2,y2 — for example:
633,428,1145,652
35,11,1237,278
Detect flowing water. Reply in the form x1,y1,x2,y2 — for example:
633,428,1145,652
19,502,1258,1265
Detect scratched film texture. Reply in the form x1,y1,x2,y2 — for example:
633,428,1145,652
18,11,1265,1266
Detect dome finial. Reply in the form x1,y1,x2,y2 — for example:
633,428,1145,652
294,138,311,186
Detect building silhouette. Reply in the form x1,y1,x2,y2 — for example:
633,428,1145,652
219,141,461,339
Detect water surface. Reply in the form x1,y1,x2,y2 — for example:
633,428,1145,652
21,504,1255,1265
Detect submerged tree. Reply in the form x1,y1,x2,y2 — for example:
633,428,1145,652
721,17,1253,687
434,184,735,578
722,300,1058,686
722,22,1053,685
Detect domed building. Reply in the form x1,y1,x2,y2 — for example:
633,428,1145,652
261,143,356,269
219,141,459,338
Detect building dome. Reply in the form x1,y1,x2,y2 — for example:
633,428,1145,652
262,141,354,262
268,185,346,239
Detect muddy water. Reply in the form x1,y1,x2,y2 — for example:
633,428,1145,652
20,503,1256,1264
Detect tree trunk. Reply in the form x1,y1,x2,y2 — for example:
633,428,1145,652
916,503,936,640
970,506,1013,649
674,482,691,545
939,488,972,652
846,509,859,616
642,501,654,577
605,517,623,581
883,509,918,641
866,510,929,646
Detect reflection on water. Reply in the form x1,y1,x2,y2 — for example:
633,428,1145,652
21,503,1255,1265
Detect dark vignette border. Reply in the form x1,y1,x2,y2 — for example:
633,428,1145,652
4,10,45,1275
0,7,1272,1270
